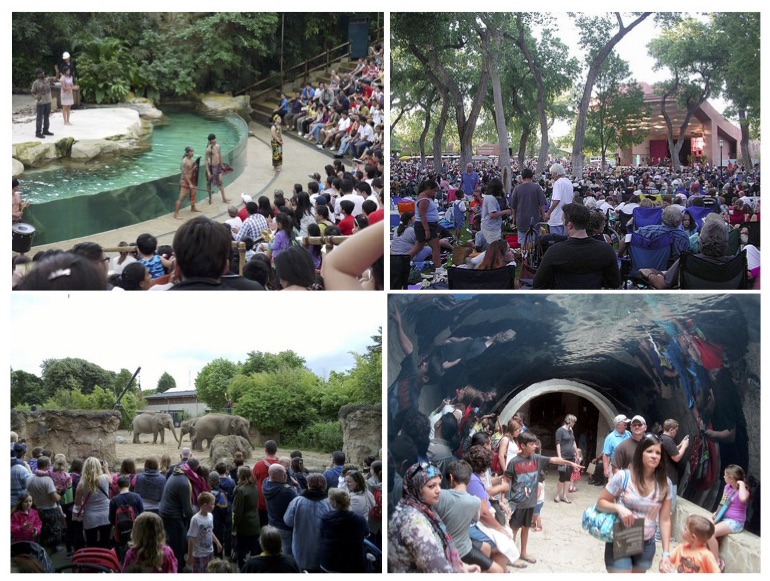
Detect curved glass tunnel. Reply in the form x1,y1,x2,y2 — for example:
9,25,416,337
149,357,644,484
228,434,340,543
388,294,759,534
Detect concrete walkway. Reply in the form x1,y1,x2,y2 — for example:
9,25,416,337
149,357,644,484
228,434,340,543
18,107,353,255
500,481,673,573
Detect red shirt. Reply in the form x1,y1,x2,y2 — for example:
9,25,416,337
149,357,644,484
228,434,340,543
252,456,280,511
338,214,354,236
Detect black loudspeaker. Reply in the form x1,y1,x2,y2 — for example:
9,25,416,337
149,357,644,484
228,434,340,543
348,18,369,59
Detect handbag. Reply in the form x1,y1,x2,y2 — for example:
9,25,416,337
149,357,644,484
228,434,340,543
582,470,630,542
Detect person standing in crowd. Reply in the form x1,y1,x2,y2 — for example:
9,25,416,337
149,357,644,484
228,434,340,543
262,463,297,556
252,440,280,525
602,414,630,480
232,467,262,570
611,415,648,472
159,456,196,570
283,473,332,572
388,462,480,573
460,163,480,200
554,414,580,504
543,163,573,236
25,456,62,552
595,434,672,573
74,457,112,548
659,419,690,519
511,167,547,244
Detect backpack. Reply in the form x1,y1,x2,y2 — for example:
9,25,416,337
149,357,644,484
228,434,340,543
368,489,382,521
113,497,136,544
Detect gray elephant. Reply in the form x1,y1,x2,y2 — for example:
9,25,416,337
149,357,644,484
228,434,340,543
185,413,252,450
130,413,180,445
178,417,200,449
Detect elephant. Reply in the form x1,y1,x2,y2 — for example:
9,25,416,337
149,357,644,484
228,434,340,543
130,413,180,445
183,413,252,450
178,418,200,449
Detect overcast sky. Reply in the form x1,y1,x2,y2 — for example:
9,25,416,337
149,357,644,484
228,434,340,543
9,294,383,393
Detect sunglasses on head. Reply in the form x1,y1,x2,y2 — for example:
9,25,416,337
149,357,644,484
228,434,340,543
407,461,437,481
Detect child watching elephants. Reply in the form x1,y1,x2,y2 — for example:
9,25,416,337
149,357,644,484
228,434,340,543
186,491,221,573
122,512,177,572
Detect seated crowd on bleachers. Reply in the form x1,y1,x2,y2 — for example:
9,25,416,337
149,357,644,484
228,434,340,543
389,156,759,290
12,168,385,291
11,440,382,573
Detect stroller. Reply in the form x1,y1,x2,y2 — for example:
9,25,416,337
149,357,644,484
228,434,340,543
11,541,54,573
56,547,123,573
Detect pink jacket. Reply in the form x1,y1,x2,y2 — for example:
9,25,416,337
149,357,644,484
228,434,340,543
11,509,42,542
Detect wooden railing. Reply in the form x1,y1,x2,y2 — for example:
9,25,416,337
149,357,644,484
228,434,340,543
236,24,383,99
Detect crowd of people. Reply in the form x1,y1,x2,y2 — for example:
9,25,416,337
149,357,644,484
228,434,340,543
12,168,385,291
387,384,752,574
11,435,382,573
390,156,760,289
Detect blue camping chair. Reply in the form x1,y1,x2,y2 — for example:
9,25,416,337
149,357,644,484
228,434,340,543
685,206,714,231
627,230,674,278
632,206,663,228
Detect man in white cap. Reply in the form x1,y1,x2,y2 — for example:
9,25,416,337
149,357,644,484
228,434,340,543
544,163,573,236
611,415,648,473
237,193,253,222
602,414,631,479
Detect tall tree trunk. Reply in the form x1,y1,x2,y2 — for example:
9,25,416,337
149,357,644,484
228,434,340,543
433,96,451,173
517,128,531,169
738,108,752,168
571,13,651,178
514,22,548,175
480,18,513,192
418,105,432,168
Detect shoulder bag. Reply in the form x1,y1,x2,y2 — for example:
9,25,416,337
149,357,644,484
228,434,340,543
582,470,630,543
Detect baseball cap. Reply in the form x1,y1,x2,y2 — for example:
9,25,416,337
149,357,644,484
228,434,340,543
613,414,629,425
240,194,253,204
630,415,647,425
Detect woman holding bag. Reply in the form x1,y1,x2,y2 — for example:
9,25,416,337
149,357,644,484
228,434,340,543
595,433,672,573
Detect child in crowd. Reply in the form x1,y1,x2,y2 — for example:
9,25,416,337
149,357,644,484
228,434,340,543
708,464,750,572
667,515,720,573
136,233,173,280
187,491,221,573
122,512,178,572
453,190,467,241
109,474,145,561
11,494,42,543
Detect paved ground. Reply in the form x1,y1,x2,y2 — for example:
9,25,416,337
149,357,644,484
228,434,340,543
14,100,355,255
503,480,674,573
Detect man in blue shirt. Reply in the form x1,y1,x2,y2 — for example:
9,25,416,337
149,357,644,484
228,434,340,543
602,414,631,479
460,163,480,198
323,451,345,491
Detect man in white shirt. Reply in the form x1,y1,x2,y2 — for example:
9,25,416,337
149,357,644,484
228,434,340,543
544,163,574,236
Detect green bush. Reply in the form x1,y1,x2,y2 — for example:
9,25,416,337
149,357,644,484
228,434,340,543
293,421,343,453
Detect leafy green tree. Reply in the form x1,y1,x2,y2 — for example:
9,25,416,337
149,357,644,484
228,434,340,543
111,368,137,398
11,369,47,409
240,350,305,376
570,12,652,177
585,53,648,168
648,18,725,171
194,358,240,411
77,37,138,103
234,368,321,437
156,372,176,393
713,12,760,168
40,358,116,396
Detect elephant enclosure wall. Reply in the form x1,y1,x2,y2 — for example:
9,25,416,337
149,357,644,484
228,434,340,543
11,410,121,465
340,404,382,467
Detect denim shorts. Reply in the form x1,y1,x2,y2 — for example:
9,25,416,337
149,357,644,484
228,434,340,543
604,537,656,572
533,501,543,516
722,518,744,533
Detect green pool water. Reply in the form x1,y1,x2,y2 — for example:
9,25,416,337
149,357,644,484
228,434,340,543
18,108,249,247
19,109,247,204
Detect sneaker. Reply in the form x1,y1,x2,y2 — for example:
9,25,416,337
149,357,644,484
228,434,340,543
329,147,336,152
298,131,303,136
36,133,45,139
43,131,54,136
316,144,323,149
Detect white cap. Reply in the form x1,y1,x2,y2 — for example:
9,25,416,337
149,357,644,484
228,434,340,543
240,193,253,203
63,52,70,59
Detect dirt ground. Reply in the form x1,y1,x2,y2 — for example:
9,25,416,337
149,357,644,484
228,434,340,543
114,430,332,473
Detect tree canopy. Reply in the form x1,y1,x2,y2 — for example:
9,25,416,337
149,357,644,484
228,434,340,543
12,12,380,103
